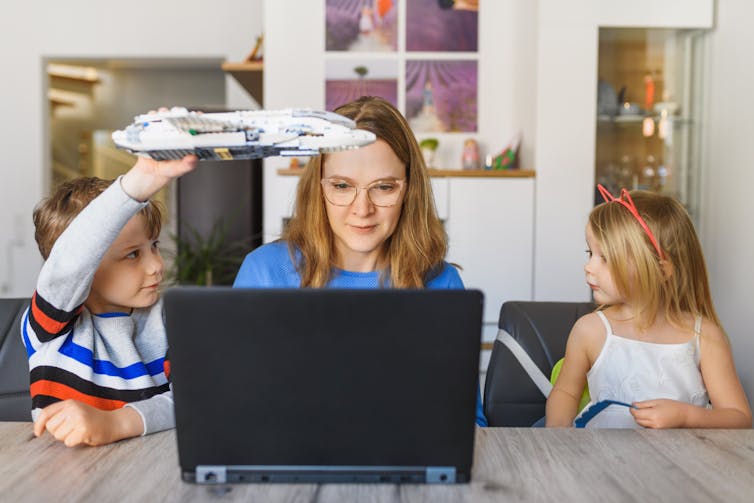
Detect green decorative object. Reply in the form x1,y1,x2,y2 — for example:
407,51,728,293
353,66,369,78
419,138,439,151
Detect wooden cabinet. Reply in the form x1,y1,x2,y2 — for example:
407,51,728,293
444,176,534,325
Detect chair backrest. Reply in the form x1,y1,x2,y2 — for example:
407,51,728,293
483,301,595,427
0,298,31,421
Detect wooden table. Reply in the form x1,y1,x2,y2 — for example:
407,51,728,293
2,423,753,502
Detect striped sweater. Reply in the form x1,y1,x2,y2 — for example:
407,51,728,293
20,180,174,435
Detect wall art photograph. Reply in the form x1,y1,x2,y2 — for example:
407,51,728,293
326,0,398,52
326,59,399,111
406,0,478,52
406,59,477,133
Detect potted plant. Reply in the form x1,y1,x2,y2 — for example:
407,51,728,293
419,137,439,168
167,218,252,286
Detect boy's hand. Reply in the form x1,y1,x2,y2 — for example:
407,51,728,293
120,154,198,202
630,399,689,429
34,400,144,447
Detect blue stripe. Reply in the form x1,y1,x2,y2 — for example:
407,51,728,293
145,357,166,375
58,332,165,379
94,312,130,318
21,310,36,358
574,400,636,428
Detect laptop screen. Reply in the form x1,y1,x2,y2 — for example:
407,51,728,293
164,288,483,484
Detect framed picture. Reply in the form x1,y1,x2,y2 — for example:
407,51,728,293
405,59,477,132
406,0,478,52
326,0,398,52
326,59,399,111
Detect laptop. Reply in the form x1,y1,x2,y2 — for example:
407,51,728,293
163,287,483,484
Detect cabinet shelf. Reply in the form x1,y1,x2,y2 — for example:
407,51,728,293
597,115,692,125
222,61,264,106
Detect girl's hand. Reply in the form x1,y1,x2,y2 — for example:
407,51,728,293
120,154,198,202
630,399,689,428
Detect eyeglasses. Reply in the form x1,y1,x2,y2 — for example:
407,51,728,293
320,177,406,207
597,184,665,260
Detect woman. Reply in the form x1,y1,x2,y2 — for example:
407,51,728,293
234,96,486,425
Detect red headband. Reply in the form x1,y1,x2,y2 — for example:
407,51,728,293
597,184,665,260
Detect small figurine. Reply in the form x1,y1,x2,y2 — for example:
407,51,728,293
461,138,480,170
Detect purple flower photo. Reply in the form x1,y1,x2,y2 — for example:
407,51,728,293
406,60,477,132
326,59,398,111
326,0,398,52
406,0,478,52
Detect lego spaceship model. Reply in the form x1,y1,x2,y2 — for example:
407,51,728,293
112,107,376,161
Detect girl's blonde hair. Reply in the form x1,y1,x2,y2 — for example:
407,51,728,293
282,96,448,287
589,190,719,329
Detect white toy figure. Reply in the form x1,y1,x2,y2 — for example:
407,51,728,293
112,107,376,161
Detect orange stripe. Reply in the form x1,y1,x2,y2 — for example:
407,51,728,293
30,293,80,335
30,380,126,411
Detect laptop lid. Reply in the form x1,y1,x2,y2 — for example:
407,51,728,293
164,287,483,484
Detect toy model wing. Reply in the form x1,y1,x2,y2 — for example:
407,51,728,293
112,107,376,161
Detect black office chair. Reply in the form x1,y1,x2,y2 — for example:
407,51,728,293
0,298,32,421
483,301,595,427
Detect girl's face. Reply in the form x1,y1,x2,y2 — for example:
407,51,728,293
584,224,623,305
321,139,406,272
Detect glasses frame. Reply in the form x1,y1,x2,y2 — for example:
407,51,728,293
597,184,665,260
320,177,406,208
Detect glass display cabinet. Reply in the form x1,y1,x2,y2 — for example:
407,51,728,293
595,28,707,222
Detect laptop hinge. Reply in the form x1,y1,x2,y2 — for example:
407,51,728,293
426,467,456,484
196,465,227,484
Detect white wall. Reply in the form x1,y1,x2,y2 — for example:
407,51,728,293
701,0,754,404
0,1,262,297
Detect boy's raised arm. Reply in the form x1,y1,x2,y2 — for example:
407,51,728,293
30,156,197,342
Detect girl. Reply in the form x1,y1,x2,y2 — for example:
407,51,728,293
234,96,487,425
546,185,751,428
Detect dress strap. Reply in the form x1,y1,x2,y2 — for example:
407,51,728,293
694,315,703,356
596,310,613,336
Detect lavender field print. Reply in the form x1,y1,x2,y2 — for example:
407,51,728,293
406,60,477,133
326,59,398,111
406,0,478,52
326,0,398,52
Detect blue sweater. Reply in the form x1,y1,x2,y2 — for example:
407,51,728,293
234,240,488,427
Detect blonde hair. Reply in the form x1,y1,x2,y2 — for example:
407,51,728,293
33,177,163,260
589,190,719,330
283,96,448,287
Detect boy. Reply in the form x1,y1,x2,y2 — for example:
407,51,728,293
22,155,197,446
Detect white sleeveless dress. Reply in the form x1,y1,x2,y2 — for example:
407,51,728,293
582,311,709,428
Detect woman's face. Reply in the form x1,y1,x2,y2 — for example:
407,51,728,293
321,139,406,272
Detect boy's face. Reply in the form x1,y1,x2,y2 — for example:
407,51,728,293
86,214,163,314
